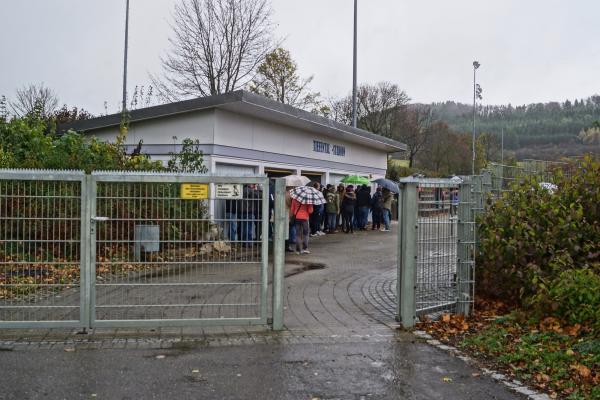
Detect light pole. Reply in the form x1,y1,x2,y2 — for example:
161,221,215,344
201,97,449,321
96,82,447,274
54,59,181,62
501,126,504,164
472,61,480,175
351,0,358,128
122,0,130,112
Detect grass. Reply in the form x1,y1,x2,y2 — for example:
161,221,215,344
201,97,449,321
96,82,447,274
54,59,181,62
460,314,599,399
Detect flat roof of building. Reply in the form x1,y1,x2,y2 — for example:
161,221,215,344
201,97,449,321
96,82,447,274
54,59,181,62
60,90,406,153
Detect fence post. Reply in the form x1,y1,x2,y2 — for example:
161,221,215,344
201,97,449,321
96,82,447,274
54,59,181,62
456,177,474,316
491,164,502,195
482,170,492,199
271,178,286,331
398,182,418,328
80,174,92,330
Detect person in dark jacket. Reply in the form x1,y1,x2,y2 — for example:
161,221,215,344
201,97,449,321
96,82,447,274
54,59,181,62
336,183,345,228
324,184,339,233
356,184,371,230
341,185,357,234
371,186,383,230
240,184,260,246
225,197,241,241
309,182,325,236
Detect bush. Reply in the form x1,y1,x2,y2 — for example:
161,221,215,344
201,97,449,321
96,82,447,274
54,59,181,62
478,155,600,312
0,115,166,172
531,268,600,330
0,115,212,174
0,115,210,261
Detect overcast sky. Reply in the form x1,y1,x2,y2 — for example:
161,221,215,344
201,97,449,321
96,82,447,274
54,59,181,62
2,0,599,115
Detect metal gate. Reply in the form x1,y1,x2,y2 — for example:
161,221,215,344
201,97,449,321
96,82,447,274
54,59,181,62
397,178,476,327
0,170,86,328
0,169,273,329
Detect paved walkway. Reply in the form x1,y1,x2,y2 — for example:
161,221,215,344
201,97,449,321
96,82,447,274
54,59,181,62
0,223,399,343
282,226,398,336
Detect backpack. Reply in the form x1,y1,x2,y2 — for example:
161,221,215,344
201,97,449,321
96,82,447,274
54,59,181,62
327,192,336,205
373,192,384,209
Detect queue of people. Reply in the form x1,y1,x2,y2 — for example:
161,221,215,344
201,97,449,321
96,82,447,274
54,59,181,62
286,182,394,254
224,183,263,247
222,180,395,256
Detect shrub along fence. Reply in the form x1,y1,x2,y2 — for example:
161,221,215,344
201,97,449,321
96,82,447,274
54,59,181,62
397,156,586,328
478,155,599,331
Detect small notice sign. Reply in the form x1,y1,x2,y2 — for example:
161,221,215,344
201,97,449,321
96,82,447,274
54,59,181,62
180,183,209,200
215,184,243,199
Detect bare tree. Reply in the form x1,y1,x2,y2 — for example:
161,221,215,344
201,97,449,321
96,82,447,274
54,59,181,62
329,82,409,136
10,83,59,118
328,95,353,125
152,0,274,101
249,47,326,113
392,105,435,168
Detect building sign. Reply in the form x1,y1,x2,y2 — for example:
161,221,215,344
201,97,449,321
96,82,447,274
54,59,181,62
215,183,243,199
313,140,346,157
180,183,209,200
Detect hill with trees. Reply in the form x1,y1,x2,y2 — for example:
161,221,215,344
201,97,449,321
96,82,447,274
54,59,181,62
428,96,600,159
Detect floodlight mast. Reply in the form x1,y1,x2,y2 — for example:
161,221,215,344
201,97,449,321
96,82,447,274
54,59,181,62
122,0,130,112
472,60,480,175
352,0,358,128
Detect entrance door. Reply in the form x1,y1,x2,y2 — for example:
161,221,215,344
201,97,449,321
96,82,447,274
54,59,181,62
301,171,323,185
264,168,295,179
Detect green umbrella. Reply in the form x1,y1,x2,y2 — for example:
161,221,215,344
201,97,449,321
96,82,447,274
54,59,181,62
341,175,370,185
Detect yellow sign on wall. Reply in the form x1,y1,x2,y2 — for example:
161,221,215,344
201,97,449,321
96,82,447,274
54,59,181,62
180,183,209,200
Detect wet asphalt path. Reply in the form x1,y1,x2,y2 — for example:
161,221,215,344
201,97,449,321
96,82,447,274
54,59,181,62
0,336,520,400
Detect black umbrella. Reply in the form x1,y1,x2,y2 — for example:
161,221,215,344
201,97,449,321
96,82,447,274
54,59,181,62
371,178,400,193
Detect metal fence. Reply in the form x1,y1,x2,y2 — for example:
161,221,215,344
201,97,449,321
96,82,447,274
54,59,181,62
397,159,572,327
397,178,475,325
0,169,279,329
0,170,86,328
486,160,571,196
90,172,269,328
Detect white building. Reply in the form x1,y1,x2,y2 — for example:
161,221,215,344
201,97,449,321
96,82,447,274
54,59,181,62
63,90,405,184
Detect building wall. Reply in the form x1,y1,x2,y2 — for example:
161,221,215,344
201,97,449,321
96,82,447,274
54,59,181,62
84,108,389,182
91,110,215,146
214,109,386,170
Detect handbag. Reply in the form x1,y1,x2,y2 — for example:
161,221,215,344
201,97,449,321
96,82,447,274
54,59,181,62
289,203,301,225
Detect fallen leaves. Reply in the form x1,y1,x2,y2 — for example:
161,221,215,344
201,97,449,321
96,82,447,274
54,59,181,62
570,364,591,379
417,297,599,400
417,312,475,340
563,324,581,337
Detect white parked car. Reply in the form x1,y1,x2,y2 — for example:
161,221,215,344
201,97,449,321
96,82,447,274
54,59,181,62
539,182,558,194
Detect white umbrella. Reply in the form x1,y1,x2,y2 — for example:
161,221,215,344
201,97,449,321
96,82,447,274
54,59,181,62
283,174,311,187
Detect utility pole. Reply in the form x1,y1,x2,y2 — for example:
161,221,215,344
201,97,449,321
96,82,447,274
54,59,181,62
472,61,480,175
122,0,130,112
351,0,358,128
